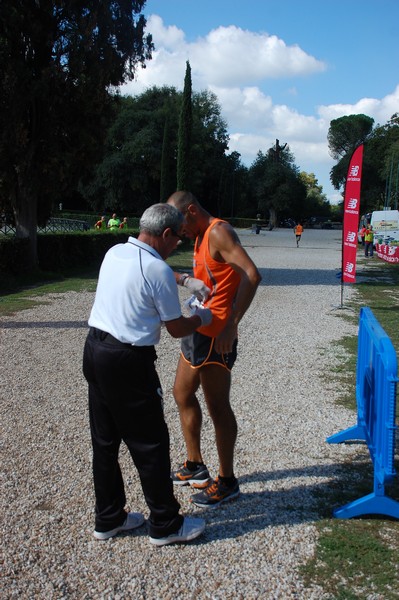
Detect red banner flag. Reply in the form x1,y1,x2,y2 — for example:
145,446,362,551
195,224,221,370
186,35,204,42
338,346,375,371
342,144,364,283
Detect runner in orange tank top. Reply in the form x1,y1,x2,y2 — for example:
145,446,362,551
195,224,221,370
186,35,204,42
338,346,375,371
193,218,241,338
294,222,303,247
167,191,261,508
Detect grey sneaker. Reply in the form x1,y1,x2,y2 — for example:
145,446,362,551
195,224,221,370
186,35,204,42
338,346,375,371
93,512,145,540
149,516,205,546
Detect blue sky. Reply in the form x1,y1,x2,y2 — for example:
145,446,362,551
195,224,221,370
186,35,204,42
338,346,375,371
122,0,399,204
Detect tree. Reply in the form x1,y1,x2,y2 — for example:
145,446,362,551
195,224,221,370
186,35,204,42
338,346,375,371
82,86,231,215
190,89,229,213
249,144,306,226
299,172,331,219
160,104,176,202
328,114,374,197
176,61,193,190
327,114,374,160
328,113,399,213
81,88,179,214
0,1,153,269
365,113,399,210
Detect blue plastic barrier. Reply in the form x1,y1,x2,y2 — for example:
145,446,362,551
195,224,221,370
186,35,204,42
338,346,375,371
327,307,399,518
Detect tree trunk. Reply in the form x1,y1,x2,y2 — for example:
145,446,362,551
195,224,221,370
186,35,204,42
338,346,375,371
14,181,38,271
269,207,277,230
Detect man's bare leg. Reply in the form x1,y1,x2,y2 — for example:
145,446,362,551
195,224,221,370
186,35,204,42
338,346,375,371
173,356,203,464
199,364,237,478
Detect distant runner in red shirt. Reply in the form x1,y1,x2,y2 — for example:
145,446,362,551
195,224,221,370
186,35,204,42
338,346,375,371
294,222,303,247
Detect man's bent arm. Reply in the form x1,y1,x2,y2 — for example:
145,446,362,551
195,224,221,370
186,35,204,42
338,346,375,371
164,315,202,338
210,223,262,354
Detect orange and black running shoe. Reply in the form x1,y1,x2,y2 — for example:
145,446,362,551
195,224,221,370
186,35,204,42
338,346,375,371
191,476,240,508
171,461,211,488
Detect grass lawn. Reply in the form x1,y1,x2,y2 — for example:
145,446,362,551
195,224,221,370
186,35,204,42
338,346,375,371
301,252,399,600
0,245,193,317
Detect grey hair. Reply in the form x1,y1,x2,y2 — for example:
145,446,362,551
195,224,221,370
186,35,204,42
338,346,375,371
139,203,183,236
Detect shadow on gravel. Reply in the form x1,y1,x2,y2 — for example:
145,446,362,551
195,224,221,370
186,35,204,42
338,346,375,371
258,267,340,286
187,459,387,545
0,320,87,329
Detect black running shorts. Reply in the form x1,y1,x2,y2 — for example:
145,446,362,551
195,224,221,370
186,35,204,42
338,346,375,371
181,332,238,371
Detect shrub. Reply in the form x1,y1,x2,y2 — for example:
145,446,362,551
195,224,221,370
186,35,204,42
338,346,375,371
0,231,137,275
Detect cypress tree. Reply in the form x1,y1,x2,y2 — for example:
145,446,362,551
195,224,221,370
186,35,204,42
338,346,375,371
176,61,193,190
160,110,173,201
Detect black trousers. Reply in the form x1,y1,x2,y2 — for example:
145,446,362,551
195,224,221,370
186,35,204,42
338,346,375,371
82,328,183,538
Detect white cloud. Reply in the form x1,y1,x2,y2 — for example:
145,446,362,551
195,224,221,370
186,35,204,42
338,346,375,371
125,16,326,93
317,85,399,125
228,132,274,164
189,25,326,86
217,85,399,203
209,86,274,131
146,15,186,49
121,15,399,204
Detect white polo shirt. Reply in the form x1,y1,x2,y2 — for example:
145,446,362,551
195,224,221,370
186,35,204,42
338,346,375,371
88,236,182,345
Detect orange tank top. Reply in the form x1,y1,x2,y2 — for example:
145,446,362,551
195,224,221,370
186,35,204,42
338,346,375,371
193,219,240,338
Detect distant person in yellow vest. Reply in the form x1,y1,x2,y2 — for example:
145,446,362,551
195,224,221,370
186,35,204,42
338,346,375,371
294,222,303,247
364,226,374,257
360,225,367,246
107,213,120,230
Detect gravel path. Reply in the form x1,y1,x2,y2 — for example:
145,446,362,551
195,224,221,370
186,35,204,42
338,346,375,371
1,228,362,599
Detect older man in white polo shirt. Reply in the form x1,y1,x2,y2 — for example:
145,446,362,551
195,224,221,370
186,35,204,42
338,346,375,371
83,203,211,546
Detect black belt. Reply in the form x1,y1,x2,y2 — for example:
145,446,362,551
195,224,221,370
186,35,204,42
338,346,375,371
89,327,135,348
89,327,155,355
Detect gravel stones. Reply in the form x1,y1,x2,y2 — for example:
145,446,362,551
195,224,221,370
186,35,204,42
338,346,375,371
0,228,360,599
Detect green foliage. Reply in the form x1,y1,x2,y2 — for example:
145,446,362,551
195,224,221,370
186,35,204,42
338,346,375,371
81,89,179,213
160,107,176,202
0,1,153,268
327,114,374,160
328,113,399,215
249,145,307,223
81,83,232,215
329,115,374,197
177,61,193,190
0,236,31,274
361,114,399,211
0,230,136,277
190,90,230,214
299,172,332,219
38,231,134,272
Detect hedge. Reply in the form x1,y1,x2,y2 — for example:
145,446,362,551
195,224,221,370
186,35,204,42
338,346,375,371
0,228,195,276
0,230,135,276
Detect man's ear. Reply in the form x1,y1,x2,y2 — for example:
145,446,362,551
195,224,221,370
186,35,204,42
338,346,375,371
163,227,175,240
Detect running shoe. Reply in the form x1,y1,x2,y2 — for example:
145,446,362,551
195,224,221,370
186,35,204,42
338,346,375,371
93,512,145,540
171,461,211,488
149,516,205,546
191,477,240,508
